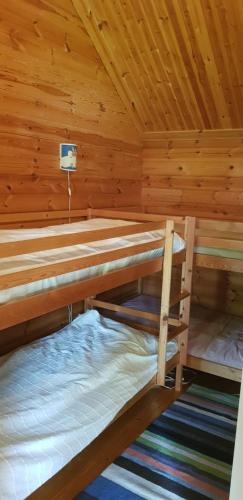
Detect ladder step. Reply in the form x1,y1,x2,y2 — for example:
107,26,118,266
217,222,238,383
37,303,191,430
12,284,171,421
103,314,159,336
170,289,190,307
168,322,188,342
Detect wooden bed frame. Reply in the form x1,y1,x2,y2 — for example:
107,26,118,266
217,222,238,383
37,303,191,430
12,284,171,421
109,212,243,383
140,214,243,382
0,208,195,498
187,218,243,383
195,219,243,272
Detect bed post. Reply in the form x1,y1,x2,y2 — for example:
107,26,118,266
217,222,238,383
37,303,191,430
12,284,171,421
87,208,92,220
175,216,196,390
157,219,174,386
84,208,93,310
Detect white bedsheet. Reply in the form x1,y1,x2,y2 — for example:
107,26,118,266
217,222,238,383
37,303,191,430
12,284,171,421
120,296,243,370
0,310,177,500
188,304,243,369
0,218,185,305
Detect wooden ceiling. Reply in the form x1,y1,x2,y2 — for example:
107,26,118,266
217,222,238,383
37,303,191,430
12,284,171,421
74,0,243,132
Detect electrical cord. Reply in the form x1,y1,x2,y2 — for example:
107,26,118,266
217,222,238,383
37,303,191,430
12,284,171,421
67,170,73,323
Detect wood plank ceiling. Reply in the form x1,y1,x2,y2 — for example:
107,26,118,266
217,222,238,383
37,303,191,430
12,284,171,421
74,0,243,132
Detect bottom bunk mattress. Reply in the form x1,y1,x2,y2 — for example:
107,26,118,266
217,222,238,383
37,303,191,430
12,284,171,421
0,310,177,500
188,304,243,369
119,295,243,370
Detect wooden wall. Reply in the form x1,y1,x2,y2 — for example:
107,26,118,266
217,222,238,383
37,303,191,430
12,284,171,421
142,129,243,317
0,0,142,351
193,267,243,318
142,129,243,220
0,0,141,218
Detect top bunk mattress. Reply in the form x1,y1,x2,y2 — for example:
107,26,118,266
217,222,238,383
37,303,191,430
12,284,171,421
0,218,185,305
195,246,243,260
0,310,177,499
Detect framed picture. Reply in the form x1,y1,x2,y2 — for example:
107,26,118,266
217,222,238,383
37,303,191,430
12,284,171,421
60,144,77,171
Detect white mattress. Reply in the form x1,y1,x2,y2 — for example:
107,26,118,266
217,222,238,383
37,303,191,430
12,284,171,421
188,304,243,369
120,296,243,370
0,218,185,305
0,310,177,500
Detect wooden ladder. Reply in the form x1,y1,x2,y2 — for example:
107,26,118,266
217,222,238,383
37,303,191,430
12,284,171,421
157,216,196,391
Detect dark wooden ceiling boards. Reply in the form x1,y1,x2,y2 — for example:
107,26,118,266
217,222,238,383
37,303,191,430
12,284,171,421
75,0,243,132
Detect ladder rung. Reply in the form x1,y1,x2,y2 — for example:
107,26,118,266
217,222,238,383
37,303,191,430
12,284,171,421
103,314,159,336
168,322,188,342
170,290,190,307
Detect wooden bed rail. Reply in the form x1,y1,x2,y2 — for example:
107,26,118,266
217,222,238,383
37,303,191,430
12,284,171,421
0,209,89,225
0,209,188,331
0,208,185,225
0,220,165,258
101,210,243,272
0,239,164,291
0,212,182,329
0,208,186,233
143,212,243,272
91,208,185,223
0,258,163,331
195,219,243,272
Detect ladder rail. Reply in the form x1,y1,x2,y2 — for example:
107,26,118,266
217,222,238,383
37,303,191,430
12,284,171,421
175,216,196,391
157,216,196,390
157,219,175,385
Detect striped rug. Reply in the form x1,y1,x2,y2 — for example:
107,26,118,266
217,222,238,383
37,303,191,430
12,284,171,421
77,384,239,500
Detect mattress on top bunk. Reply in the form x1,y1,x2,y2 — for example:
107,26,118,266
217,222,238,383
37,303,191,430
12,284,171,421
119,295,243,370
0,218,185,305
195,246,243,260
0,310,177,500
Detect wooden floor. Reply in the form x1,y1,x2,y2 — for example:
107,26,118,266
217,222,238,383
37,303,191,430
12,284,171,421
195,371,241,395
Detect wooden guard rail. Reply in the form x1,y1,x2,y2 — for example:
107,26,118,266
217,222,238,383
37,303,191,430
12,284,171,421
0,209,187,331
0,221,165,258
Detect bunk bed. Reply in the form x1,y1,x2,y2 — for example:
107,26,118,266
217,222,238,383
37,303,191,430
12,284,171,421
0,208,195,500
187,218,243,383
125,215,243,383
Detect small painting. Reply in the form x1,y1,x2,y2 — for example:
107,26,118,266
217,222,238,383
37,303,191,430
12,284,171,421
60,144,77,171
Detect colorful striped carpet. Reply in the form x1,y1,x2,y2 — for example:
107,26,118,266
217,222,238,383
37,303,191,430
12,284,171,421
76,384,239,500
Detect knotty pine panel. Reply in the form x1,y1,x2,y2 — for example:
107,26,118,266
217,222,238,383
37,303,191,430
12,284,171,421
0,303,84,356
141,129,243,317
75,0,243,132
0,0,141,349
142,130,243,221
142,268,243,318
0,0,141,219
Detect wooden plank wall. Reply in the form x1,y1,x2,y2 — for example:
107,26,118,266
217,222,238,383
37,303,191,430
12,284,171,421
142,129,243,317
0,0,142,351
142,129,243,220
0,0,141,220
